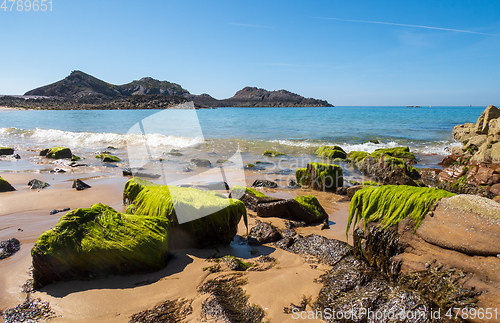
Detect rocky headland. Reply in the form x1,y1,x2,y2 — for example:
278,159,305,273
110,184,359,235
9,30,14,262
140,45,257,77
0,71,333,110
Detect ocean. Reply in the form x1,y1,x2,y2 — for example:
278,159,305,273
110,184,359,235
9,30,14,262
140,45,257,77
0,106,485,176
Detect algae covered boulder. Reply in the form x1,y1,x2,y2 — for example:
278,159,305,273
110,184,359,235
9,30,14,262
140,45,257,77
295,162,343,191
96,153,121,162
0,177,16,192
40,147,73,159
229,185,282,211
31,203,170,288
124,178,246,246
315,145,346,160
346,151,368,165
369,146,416,163
347,185,455,238
256,195,329,224
263,150,285,157
0,147,14,156
358,155,421,186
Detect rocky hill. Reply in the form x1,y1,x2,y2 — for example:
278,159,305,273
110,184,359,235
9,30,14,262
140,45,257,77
12,71,333,109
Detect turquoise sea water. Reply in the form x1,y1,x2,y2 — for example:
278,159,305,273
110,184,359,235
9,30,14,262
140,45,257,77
0,106,484,155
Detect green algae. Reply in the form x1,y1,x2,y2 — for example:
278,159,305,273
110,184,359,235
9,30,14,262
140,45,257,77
293,196,327,219
230,185,269,198
32,204,170,286
0,177,16,192
361,181,380,186
246,163,255,168
315,145,347,159
71,155,81,161
43,147,72,159
0,147,14,155
370,146,416,162
383,155,420,178
124,178,247,245
95,153,121,162
347,185,455,239
263,150,285,157
347,151,368,164
295,162,343,191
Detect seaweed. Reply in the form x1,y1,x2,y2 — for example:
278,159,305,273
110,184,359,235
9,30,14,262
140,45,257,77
95,153,121,162
347,185,455,239
129,298,192,323
295,162,343,191
315,145,347,159
293,196,327,219
346,151,368,164
263,150,285,157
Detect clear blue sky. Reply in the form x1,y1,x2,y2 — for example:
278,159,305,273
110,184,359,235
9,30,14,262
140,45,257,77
1,0,499,105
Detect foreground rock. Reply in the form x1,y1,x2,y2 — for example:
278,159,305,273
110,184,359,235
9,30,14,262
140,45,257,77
349,186,500,321
0,177,16,192
247,220,282,245
315,145,346,160
28,179,50,190
0,147,14,155
0,238,20,260
124,178,246,246
229,186,328,224
295,162,343,191
31,204,170,288
40,147,73,159
72,179,91,191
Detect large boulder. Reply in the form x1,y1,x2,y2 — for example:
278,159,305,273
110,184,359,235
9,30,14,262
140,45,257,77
124,178,246,246
0,177,16,192
295,162,343,191
453,122,476,143
350,192,500,320
315,145,346,160
475,105,500,134
358,155,421,186
256,195,328,224
368,146,417,164
31,204,171,288
0,147,14,156
40,147,73,159
228,185,281,211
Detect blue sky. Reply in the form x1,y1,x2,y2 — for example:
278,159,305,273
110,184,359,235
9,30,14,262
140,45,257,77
1,0,499,105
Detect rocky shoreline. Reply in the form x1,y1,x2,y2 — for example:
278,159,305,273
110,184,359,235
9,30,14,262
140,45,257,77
1,106,500,322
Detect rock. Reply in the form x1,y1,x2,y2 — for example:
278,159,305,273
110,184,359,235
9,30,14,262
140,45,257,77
49,208,70,215
96,153,121,162
228,185,281,211
419,168,442,186
13,153,21,159
179,181,229,191
256,196,329,224
247,220,282,245
190,158,212,167
31,204,171,288
464,134,487,150
358,155,420,186
315,255,434,322
0,177,16,192
72,179,91,191
320,219,329,230
28,179,50,190
369,146,417,164
315,145,346,159
437,164,466,183
124,178,246,246
335,186,347,195
369,139,380,144
0,147,14,155
475,105,500,134
296,162,343,191
0,238,20,260
453,122,476,143
49,168,66,173
417,195,500,256
346,151,368,165
263,150,285,157
41,147,73,159
166,149,183,156
346,185,364,199
288,179,297,188
437,154,459,167
251,179,278,188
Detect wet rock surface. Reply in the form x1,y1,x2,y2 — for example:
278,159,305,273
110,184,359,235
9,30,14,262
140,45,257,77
72,179,91,190
251,179,278,188
0,238,20,260
247,220,282,245
28,179,50,190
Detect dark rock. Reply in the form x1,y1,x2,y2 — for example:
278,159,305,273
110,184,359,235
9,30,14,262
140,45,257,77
335,186,347,195
229,186,281,211
247,220,282,245
0,238,21,260
251,179,278,188
42,147,73,159
369,139,380,144
346,185,364,199
420,168,442,186
49,208,70,215
1,295,55,322
13,154,21,159
275,237,295,249
358,155,421,186
0,177,16,192
190,158,212,167
288,179,297,188
28,179,50,190
49,168,66,173
256,197,328,224
0,147,14,155
284,220,306,229
72,179,91,191
320,219,329,230
283,234,352,266
122,168,161,178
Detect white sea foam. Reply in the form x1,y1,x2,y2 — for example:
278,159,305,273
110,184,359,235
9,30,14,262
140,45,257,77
0,127,205,149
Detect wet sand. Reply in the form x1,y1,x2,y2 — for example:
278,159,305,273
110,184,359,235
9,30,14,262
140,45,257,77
0,168,352,322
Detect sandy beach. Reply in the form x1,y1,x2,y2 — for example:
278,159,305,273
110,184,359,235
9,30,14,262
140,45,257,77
0,168,352,322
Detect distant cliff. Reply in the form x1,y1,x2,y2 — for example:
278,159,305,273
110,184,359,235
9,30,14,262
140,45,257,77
6,71,333,109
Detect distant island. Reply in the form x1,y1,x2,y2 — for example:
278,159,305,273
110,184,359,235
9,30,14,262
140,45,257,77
0,70,333,109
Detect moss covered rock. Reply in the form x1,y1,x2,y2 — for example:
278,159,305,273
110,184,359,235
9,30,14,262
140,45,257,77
256,195,328,224
124,178,246,246
40,147,73,159
346,151,368,164
0,177,16,192
315,145,346,159
295,162,343,191
263,150,285,157
369,146,416,163
0,147,14,156
96,153,121,162
31,203,170,288
358,155,421,186
229,185,281,211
